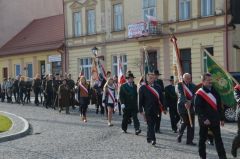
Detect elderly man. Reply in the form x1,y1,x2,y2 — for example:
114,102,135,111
195,73,226,159
177,73,196,146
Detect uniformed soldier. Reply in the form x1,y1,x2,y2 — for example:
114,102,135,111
58,79,71,114
154,70,164,133
67,74,76,110
12,76,20,103
176,73,196,146
231,84,240,157
195,73,226,159
32,74,42,106
53,74,62,109
165,76,179,133
139,73,166,145
119,72,141,134
45,74,54,108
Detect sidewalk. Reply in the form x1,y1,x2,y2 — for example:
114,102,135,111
0,111,30,142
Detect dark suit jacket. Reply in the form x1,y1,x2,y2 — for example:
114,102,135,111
139,83,165,116
177,82,196,115
194,86,224,126
165,84,177,109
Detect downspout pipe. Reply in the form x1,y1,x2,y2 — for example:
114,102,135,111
225,0,229,71
62,0,67,74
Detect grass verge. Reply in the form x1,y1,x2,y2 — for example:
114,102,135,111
0,114,12,133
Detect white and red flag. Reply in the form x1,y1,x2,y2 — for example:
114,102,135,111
118,57,126,85
146,15,158,26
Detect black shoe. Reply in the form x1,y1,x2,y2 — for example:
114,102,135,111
231,147,237,157
177,135,182,143
135,129,141,135
186,142,196,146
151,141,156,145
122,130,127,133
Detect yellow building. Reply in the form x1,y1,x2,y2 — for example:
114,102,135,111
0,15,65,81
64,0,240,83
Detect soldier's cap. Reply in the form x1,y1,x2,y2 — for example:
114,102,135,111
170,76,174,81
154,70,162,75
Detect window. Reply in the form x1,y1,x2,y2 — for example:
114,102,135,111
113,4,123,31
73,12,82,36
180,49,192,74
179,0,191,20
27,64,33,78
15,64,21,76
87,10,96,34
203,47,214,73
79,58,92,80
112,55,127,76
201,0,214,17
143,0,156,20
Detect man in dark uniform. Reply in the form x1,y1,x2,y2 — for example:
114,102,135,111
119,72,141,135
154,70,164,133
165,76,179,133
67,74,75,110
177,73,196,145
32,74,42,106
195,73,226,159
46,74,54,109
53,74,62,109
231,84,240,157
12,76,20,103
139,73,166,145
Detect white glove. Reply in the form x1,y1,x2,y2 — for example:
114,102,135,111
121,104,125,109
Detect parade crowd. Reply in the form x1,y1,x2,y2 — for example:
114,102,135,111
1,70,240,159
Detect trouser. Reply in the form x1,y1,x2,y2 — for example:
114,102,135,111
121,109,140,131
199,124,226,159
169,107,180,131
69,91,75,107
118,102,121,115
19,89,24,104
34,90,40,105
13,90,19,103
1,91,5,102
6,89,12,103
155,112,162,132
96,94,104,114
232,115,240,153
179,113,195,143
146,113,158,142
81,105,87,117
24,90,31,103
46,91,53,107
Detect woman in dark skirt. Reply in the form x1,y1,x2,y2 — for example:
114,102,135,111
78,76,90,122
102,77,117,126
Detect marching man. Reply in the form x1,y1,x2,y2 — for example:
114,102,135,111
195,73,226,159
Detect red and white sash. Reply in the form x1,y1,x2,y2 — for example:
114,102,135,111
107,86,116,104
196,88,217,111
144,84,164,112
79,82,88,94
183,83,193,100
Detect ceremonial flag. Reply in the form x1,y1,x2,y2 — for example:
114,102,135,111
170,35,183,82
204,49,236,107
91,57,99,81
97,60,107,80
117,56,126,85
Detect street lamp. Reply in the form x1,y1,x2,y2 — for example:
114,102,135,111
91,46,98,57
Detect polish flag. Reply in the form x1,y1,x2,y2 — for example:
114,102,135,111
146,15,158,26
118,57,126,85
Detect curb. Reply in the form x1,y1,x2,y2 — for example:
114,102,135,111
0,111,30,142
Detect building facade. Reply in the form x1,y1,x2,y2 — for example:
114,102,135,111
0,15,64,81
0,0,63,47
64,0,240,83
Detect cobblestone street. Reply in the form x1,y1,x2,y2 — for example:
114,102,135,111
0,102,237,159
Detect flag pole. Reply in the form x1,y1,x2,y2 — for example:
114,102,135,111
170,33,193,128
202,48,239,85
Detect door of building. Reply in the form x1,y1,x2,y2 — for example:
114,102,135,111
3,67,8,79
40,61,45,79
